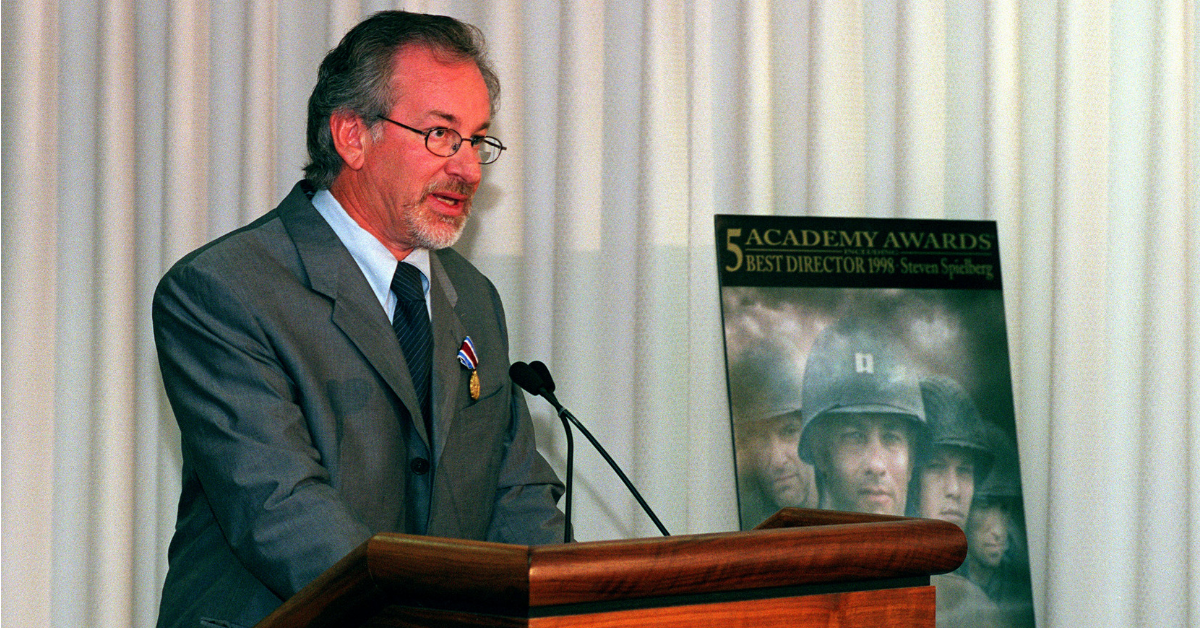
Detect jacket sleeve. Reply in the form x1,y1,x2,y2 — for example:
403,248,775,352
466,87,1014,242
479,283,567,545
153,260,373,600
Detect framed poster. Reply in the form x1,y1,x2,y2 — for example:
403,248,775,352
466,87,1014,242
717,215,1036,627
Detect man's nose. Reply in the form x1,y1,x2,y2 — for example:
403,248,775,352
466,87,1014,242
444,143,483,184
863,438,888,474
768,441,791,467
945,472,961,496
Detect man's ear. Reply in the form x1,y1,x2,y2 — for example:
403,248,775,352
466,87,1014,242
330,110,370,171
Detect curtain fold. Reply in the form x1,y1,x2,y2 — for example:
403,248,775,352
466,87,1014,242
2,4,60,627
2,1,1195,626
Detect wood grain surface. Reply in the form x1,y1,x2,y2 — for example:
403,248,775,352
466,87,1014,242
254,508,964,628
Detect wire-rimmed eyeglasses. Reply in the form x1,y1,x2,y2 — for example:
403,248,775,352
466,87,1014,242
378,116,507,165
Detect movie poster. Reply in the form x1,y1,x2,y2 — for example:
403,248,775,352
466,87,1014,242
717,215,1036,627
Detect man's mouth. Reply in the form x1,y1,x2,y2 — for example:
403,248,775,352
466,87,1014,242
424,180,475,212
431,191,465,206
861,488,892,501
771,470,799,484
426,192,469,216
979,545,1006,562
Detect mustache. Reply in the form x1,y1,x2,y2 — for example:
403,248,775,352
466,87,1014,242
423,178,475,200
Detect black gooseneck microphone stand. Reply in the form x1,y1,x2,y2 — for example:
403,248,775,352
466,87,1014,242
510,361,670,540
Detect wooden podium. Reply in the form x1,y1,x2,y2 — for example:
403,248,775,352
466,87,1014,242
254,508,965,628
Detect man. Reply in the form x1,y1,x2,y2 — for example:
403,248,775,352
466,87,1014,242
965,424,1036,627
734,408,817,529
797,319,927,516
914,375,993,529
966,495,1035,627
912,375,1004,627
153,12,564,628
966,502,1012,581
965,423,1025,592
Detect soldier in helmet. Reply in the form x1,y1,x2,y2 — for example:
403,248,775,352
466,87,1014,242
798,319,927,516
914,375,994,529
735,407,818,528
965,424,1035,627
914,376,1007,627
728,341,818,530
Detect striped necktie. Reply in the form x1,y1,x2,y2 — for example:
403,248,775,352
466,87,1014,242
391,262,433,433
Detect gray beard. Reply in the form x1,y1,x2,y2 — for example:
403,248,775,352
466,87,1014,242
406,206,469,250
405,179,473,249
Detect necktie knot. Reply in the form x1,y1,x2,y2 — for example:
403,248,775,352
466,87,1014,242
392,262,425,304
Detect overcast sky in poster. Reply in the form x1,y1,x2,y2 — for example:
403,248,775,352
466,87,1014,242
721,286,1017,442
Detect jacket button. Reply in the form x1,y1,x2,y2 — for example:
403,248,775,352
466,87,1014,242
410,458,430,475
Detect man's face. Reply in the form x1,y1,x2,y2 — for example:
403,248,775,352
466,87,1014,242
737,414,816,509
344,45,491,255
967,503,1010,569
815,413,914,516
918,446,976,529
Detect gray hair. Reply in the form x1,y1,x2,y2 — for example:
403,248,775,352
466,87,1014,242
303,11,500,189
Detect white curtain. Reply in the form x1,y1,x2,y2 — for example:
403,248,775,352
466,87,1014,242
3,1,1196,626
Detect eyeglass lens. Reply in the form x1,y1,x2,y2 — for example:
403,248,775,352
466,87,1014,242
425,128,503,164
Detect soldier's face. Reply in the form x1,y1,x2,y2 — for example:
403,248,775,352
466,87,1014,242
816,414,913,516
918,446,976,529
967,503,1009,569
737,415,816,509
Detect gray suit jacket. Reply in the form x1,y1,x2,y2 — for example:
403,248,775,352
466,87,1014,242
153,181,564,628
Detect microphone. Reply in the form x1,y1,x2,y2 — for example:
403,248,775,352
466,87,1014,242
529,360,555,393
510,361,670,538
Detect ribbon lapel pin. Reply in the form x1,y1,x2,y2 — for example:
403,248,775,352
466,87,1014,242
457,336,480,400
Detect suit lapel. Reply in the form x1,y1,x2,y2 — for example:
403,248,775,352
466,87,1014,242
429,252,465,460
275,183,427,441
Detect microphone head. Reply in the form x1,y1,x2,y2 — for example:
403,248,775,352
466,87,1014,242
529,361,556,393
509,361,545,395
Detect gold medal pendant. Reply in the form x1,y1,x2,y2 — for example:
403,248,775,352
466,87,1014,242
469,369,480,400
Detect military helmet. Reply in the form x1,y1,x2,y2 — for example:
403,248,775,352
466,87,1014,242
918,374,994,476
726,332,805,426
974,422,1021,501
798,319,926,463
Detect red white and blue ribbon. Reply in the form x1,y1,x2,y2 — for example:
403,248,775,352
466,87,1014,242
457,336,478,370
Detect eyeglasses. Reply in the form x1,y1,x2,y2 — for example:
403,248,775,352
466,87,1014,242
377,116,507,165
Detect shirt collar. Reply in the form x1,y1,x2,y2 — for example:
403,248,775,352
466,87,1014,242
310,189,430,317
